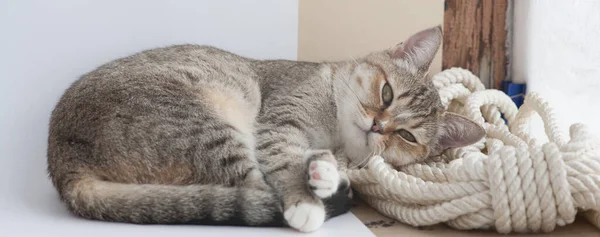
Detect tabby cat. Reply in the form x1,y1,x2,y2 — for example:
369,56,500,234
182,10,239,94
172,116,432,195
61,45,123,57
47,26,485,232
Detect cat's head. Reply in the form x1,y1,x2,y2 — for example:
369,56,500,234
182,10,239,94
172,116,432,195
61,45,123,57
333,26,485,167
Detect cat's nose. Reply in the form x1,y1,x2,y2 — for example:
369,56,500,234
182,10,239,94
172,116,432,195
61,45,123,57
371,121,383,133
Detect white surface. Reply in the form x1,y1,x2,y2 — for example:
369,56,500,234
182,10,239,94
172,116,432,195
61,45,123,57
512,0,600,141
0,1,372,236
5,207,369,237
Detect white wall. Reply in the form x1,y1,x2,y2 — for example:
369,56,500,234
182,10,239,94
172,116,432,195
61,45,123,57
0,0,302,234
512,0,600,141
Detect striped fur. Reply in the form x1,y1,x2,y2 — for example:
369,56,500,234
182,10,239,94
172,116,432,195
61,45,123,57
47,26,484,232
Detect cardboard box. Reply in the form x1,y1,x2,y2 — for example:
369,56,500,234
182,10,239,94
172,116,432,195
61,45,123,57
353,198,599,237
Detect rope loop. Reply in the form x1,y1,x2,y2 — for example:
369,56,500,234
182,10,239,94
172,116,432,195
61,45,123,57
346,68,600,233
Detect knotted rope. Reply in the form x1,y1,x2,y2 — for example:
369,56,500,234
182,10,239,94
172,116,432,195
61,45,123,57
344,68,600,233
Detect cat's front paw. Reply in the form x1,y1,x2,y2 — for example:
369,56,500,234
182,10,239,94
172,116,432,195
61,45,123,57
305,150,341,199
284,202,325,232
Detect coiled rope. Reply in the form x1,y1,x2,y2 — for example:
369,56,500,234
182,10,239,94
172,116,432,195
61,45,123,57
344,68,600,233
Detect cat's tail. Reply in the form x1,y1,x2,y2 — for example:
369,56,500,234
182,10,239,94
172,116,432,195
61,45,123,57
56,174,285,226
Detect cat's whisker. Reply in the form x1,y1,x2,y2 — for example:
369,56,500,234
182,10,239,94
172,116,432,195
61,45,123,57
335,71,368,116
377,143,384,156
348,140,384,169
348,54,360,68
348,150,371,169
351,151,373,169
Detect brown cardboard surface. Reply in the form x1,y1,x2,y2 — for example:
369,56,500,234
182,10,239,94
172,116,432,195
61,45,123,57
352,198,599,237
298,0,443,75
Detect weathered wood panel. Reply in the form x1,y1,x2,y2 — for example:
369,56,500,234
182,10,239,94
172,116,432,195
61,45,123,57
443,0,509,89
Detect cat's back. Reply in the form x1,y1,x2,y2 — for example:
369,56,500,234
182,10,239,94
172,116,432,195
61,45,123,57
86,44,255,83
49,45,260,145
59,44,259,106
109,44,250,67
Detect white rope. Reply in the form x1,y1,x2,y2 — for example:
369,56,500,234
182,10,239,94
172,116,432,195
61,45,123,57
343,68,600,233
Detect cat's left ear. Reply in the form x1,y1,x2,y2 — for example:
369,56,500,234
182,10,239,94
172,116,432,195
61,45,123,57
390,25,443,72
433,112,486,155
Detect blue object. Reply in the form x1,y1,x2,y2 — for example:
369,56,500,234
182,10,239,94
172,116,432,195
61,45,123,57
501,80,527,108
499,80,527,124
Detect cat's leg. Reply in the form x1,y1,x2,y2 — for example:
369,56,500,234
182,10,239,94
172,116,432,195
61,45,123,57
305,149,353,219
196,86,270,191
256,126,325,232
305,149,350,199
256,128,351,231
192,119,269,190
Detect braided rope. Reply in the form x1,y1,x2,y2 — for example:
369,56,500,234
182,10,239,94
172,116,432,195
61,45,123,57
343,68,600,233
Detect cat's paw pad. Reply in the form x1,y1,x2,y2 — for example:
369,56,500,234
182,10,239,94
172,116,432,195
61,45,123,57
308,160,340,198
284,202,325,232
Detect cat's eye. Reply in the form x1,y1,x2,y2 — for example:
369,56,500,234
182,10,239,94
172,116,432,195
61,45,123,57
397,129,417,143
381,83,393,106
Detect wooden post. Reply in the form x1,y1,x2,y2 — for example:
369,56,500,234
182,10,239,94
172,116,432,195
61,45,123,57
443,0,509,89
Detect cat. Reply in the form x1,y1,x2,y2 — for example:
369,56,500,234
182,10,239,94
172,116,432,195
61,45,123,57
46,25,485,232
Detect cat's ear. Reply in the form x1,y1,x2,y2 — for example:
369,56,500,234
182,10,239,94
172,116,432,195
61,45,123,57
390,25,442,72
433,112,485,154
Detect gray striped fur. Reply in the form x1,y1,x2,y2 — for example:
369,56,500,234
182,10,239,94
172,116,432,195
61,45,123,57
47,26,484,232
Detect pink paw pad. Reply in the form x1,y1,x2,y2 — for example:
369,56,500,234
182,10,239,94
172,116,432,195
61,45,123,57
311,172,321,180
307,160,340,199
